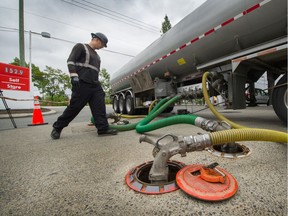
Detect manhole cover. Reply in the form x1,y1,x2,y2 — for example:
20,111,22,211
176,164,238,201
207,143,251,158
125,160,185,194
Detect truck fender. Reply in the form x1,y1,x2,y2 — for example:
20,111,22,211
126,90,134,98
119,92,125,100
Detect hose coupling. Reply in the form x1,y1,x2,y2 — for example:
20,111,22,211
106,112,121,124
180,134,212,152
195,117,232,132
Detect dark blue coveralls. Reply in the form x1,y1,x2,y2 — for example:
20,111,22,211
52,43,109,133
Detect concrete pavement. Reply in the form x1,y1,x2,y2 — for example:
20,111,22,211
0,107,287,215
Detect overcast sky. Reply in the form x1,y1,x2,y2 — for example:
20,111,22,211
0,0,207,77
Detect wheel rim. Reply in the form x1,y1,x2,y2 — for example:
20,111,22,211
113,98,117,110
284,88,288,109
119,97,125,112
113,97,119,112
126,98,132,113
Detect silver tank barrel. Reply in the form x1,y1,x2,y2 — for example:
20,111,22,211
111,0,287,92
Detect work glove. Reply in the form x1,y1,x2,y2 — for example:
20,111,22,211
71,76,80,88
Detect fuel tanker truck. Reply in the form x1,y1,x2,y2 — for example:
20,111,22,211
110,0,287,123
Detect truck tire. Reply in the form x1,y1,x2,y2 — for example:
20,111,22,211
119,95,127,114
125,95,135,115
113,96,120,113
272,74,287,124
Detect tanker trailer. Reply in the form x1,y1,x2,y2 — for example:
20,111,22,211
110,0,287,123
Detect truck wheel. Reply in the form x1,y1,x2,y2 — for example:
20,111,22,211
125,95,135,115
272,74,287,124
113,96,120,113
119,95,127,114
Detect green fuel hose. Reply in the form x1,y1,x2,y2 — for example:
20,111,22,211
108,96,174,132
109,122,138,132
135,114,197,133
108,95,199,133
135,95,198,133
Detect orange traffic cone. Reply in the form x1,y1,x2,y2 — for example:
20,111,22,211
28,96,48,126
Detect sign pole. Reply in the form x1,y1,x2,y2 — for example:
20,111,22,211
29,30,32,91
19,0,25,67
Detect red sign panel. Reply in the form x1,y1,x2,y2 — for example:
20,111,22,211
0,63,30,91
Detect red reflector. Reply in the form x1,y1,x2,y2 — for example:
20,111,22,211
246,4,260,14
205,29,215,36
221,18,234,27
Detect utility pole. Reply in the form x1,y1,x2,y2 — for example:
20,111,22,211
19,0,25,66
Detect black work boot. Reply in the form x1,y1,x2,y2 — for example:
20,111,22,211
51,128,62,139
98,128,118,136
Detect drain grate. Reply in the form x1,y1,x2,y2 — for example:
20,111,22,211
125,160,185,194
207,143,251,158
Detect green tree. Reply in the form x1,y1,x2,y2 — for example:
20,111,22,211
10,57,23,67
161,15,172,35
99,68,112,104
41,66,71,101
31,65,46,92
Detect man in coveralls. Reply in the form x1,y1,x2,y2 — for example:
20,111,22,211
51,32,117,139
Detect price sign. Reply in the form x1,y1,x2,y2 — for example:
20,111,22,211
0,63,30,91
